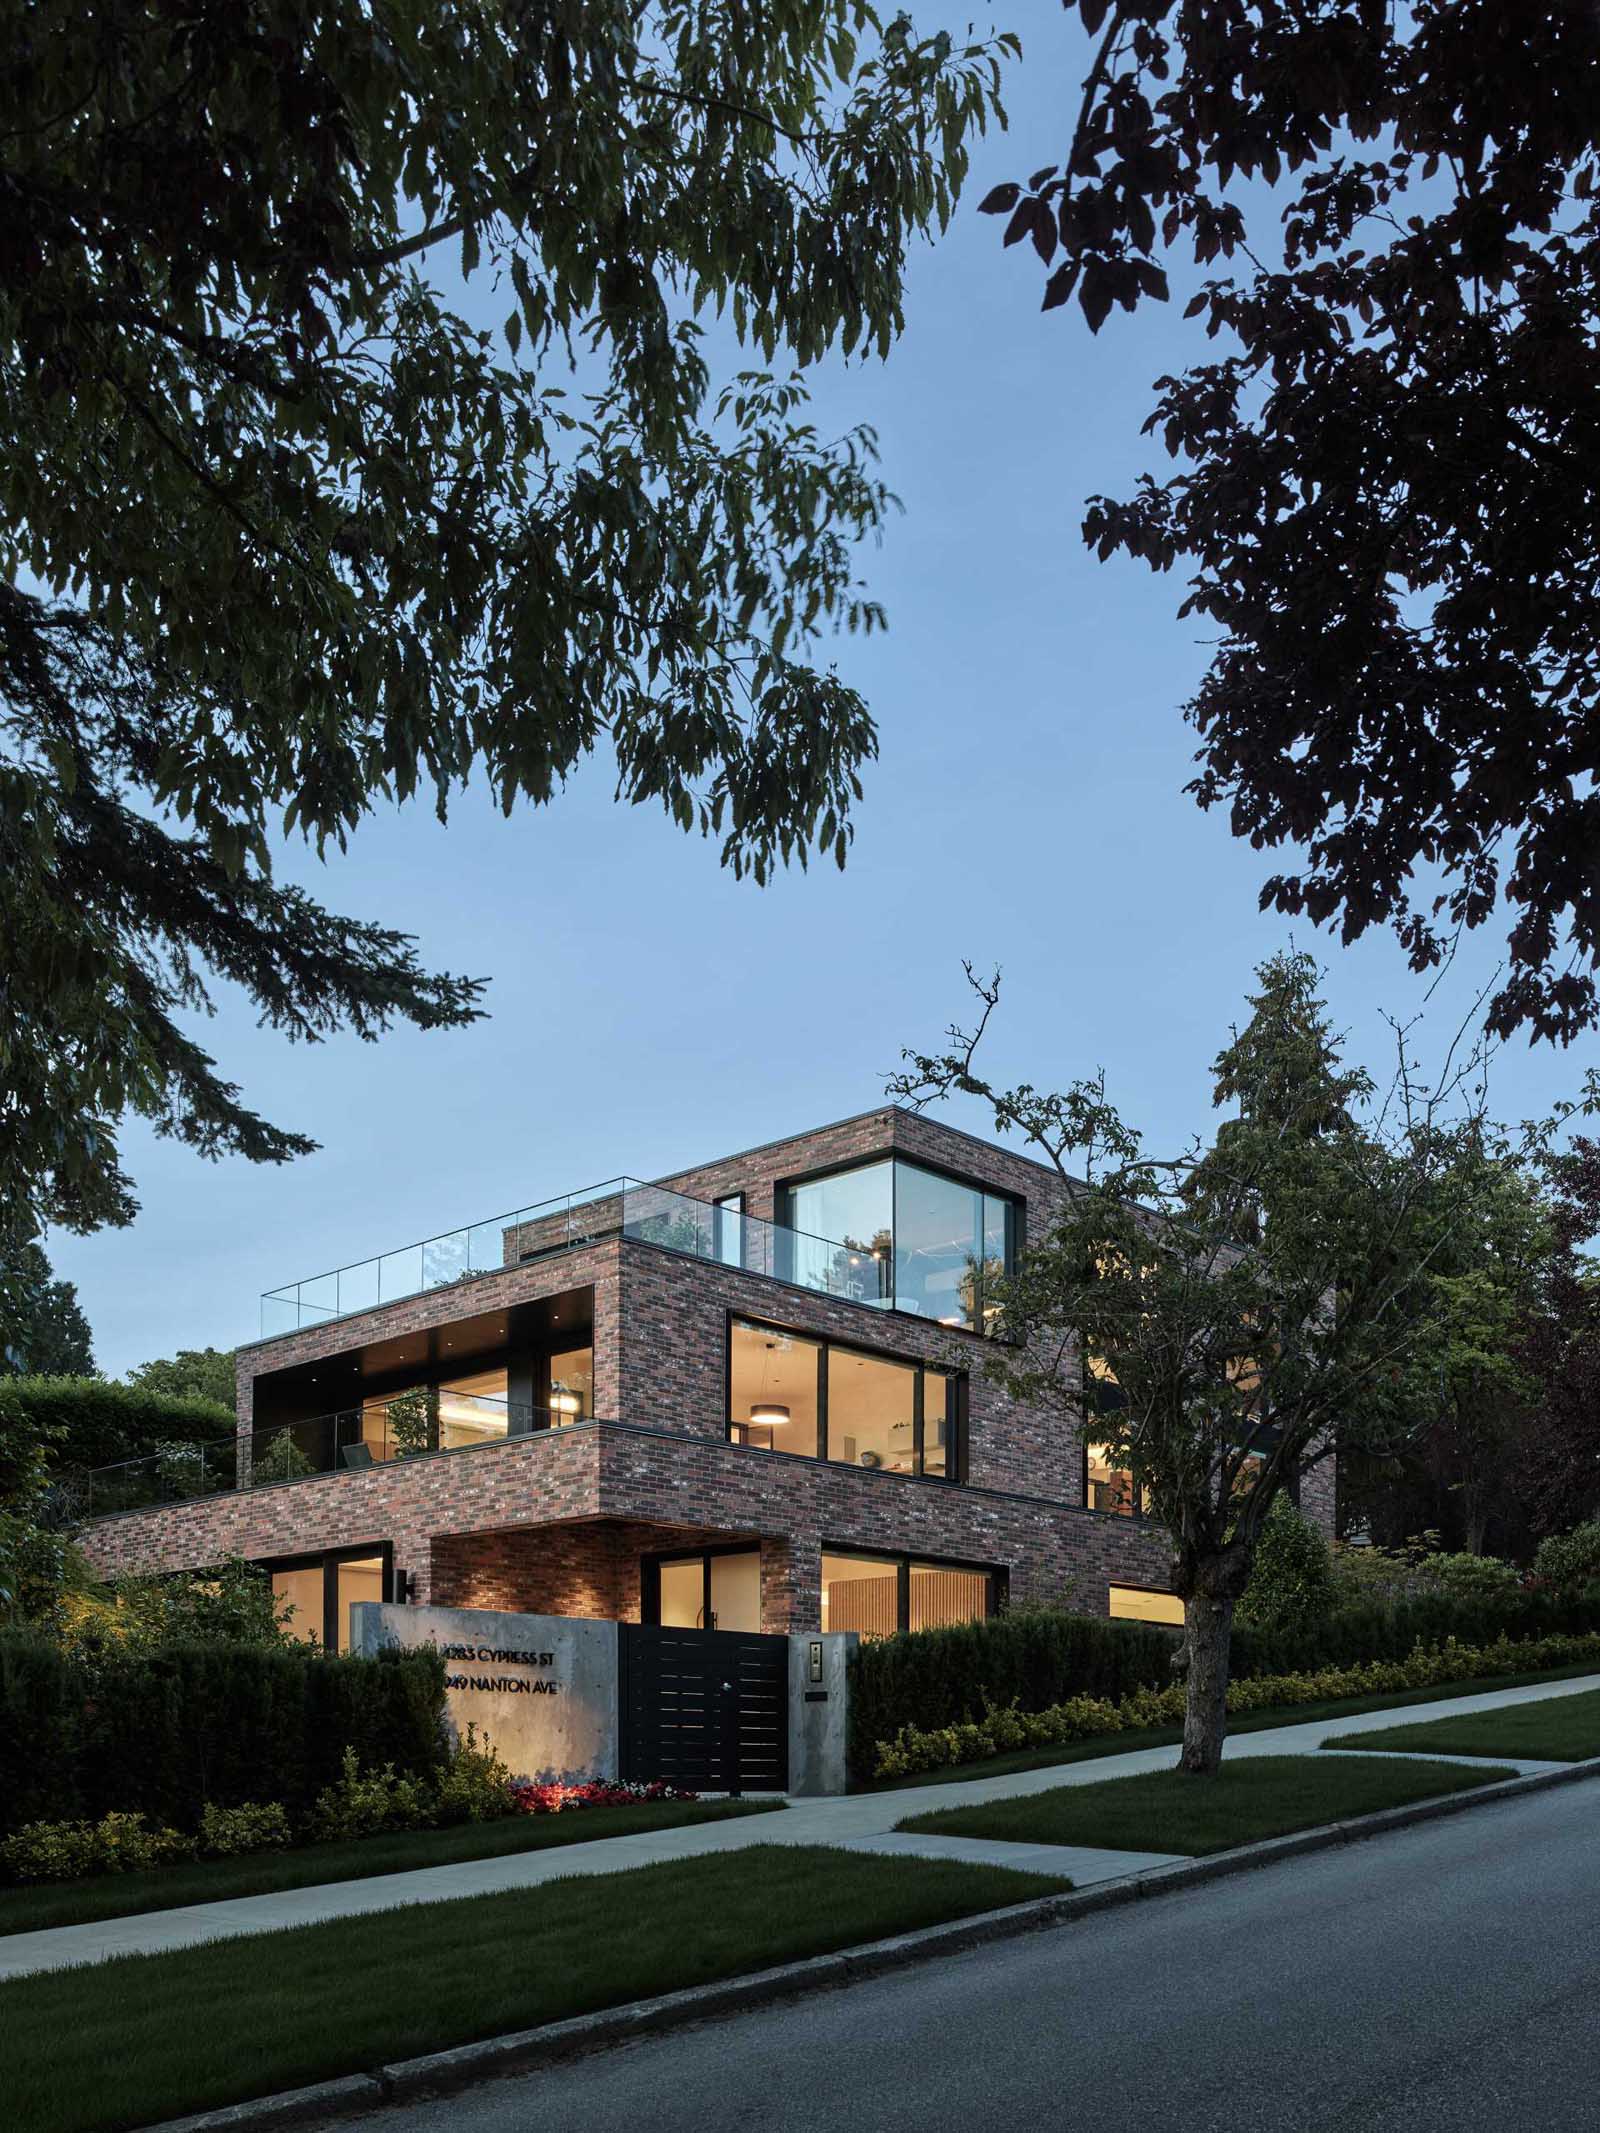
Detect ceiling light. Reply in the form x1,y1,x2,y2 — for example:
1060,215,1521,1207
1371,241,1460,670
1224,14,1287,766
749,1402,791,1427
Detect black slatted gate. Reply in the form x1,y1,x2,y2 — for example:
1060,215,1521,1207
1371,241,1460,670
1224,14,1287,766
619,1625,789,1793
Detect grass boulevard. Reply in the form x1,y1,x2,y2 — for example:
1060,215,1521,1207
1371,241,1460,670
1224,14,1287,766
896,1754,1515,1856
0,1846,1068,2133
1323,1687,1600,1765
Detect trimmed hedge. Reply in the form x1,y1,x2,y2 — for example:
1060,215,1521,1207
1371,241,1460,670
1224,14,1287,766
847,1585,1600,1780
0,1634,446,1836
872,1628,1600,1779
0,1375,234,1474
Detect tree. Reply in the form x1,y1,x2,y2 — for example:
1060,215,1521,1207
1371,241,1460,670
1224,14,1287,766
894,952,1478,1773
3,4,1016,1258
1361,1135,1552,1556
0,1240,95,1377
1522,1138,1600,1533
123,1347,237,1411
981,3,1600,1043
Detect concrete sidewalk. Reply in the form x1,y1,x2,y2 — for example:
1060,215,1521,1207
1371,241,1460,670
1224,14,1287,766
2,1669,1594,1983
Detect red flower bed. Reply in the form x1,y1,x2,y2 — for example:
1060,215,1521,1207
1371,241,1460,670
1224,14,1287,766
508,1777,699,1816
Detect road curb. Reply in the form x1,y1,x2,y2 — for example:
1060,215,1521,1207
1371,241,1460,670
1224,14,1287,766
137,1756,1600,2133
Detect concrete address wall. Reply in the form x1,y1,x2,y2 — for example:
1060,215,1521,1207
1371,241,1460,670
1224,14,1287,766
351,1602,854,1794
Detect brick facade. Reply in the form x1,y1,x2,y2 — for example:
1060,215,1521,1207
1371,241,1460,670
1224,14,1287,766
80,1107,1332,1628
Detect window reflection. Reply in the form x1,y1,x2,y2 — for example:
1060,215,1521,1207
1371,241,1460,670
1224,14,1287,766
784,1160,1016,1333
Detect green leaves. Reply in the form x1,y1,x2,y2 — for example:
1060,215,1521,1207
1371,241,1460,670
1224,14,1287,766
986,0,1600,1041
1,0,1014,1238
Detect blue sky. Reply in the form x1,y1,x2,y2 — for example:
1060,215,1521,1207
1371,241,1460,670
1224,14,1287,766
51,13,1594,1375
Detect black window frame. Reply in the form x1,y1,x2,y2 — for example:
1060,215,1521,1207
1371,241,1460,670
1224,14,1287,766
725,1310,967,1483
819,1544,1006,1633
259,1541,393,1650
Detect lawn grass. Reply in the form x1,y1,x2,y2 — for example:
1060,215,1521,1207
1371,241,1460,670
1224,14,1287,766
0,1845,1070,2133
896,1753,1512,1856
1323,1686,1600,1764
0,1797,779,1938
865,1658,1600,1791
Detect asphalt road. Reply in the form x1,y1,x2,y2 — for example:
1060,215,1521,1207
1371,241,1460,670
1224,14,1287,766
334,1778,1600,2133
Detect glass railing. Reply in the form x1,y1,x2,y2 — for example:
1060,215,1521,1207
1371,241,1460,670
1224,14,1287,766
261,1179,627,1334
81,1394,593,1518
620,1182,893,1309
260,1174,902,1336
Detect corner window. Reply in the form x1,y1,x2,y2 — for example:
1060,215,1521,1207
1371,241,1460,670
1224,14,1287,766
779,1159,1017,1334
729,1317,959,1480
821,1549,996,1639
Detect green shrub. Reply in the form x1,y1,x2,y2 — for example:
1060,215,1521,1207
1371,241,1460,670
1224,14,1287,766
0,1812,195,1884
1236,1498,1335,1633
432,1725,514,1825
0,1633,446,1836
0,1514,93,1626
1533,1522,1600,1593
1419,1552,1522,1599
847,1580,1600,1780
198,1800,292,1857
0,1375,233,1475
308,1747,433,1841
58,1556,293,1654
871,1627,1600,1779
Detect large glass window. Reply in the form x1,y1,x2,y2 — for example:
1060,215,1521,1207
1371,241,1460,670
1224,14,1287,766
783,1162,893,1303
821,1553,901,1638
781,1159,1016,1332
653,1549,762,1632
271,1563,324,1645
336,1555,384,1652
821,1550,995,1640
1085,1441,1139,1515
826,1349,917,1474
269,1549,389,1649
729,1317,958,1479
548,1347,593,1425
909,1561,991,1633
729,1321,822,1457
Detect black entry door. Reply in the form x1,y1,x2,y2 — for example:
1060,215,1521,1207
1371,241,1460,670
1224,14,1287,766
618,1623,789,1792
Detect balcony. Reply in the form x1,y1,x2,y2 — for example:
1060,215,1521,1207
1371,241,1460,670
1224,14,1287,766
77,1391,578,1520
260,1178,893,1335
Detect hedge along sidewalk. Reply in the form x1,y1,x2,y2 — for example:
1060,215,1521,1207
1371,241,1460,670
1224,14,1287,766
0,1798,781,1939
867,1656,1600,1791
9,1671,1599,1984
867,1631,1600,1780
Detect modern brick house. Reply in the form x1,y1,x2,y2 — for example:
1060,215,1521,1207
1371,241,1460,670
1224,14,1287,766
79,1106,1334,1652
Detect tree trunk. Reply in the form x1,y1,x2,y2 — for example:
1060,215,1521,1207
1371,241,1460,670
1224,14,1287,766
1177,1547,1253,1775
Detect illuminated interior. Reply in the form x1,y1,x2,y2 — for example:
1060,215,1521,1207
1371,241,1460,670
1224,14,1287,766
729,1317,955,1477
1108,1583,1184,1627
820,1550,992,1639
